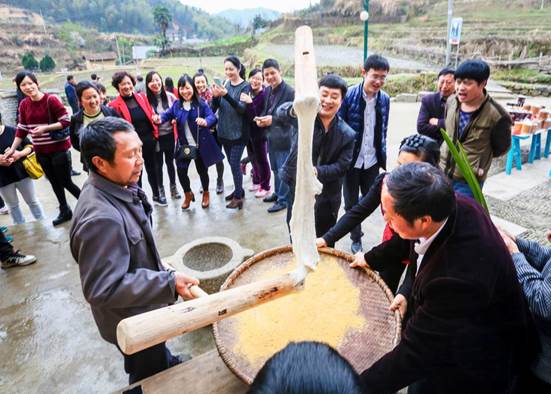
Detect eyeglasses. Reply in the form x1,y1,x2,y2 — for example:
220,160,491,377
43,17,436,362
367,73,387,82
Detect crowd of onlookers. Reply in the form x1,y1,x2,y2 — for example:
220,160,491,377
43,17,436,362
1,52,550,393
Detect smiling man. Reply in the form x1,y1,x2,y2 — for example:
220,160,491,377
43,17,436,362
279,74,355,242
338,54,390,254
70,117,200,388
440,60,512,198
360,162,536,394
256,58,295,213
416,67,455,144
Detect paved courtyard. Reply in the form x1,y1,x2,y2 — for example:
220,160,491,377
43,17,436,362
1,100,550,392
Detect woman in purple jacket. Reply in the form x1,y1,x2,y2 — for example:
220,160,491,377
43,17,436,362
161,75,223,210
241,68,271,198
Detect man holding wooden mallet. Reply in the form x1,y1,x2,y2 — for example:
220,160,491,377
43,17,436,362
70,117,200,389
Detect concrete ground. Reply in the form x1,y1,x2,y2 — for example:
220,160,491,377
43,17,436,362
1,100,550,393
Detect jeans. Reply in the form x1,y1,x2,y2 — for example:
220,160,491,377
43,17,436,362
121,342,174,392
0,178,44,224
222,143,246,199
452,179,484,199
36,150,81,210
138,134,159,198
0,230,14,261
247,135,271,190
268,149,290,205
155,133,176,187
177,155,209,193
343,165,380,243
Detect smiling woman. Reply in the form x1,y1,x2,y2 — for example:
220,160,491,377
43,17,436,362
5,70,81,226
69,81,120,172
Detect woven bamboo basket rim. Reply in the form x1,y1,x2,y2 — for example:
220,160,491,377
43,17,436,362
212,245,402,385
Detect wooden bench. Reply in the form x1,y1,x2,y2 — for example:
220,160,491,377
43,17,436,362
119,349,248,393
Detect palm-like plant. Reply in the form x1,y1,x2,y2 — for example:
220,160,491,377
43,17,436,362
440,128,489,212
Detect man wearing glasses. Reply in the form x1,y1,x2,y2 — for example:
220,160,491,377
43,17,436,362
338,54,390,254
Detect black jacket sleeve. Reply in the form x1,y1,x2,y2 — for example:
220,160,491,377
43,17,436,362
322,173,386,245
416,96,442,141
364,233,410,272
490,115,512,157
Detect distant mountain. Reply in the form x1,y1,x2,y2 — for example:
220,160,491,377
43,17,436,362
214,7,281,28
0,0,237,38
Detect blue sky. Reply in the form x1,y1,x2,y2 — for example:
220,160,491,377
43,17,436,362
180,0,320,14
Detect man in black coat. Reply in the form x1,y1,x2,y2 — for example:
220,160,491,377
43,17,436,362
279,74,355,243
416,67,455,144
360,163,536,394
255,58,296,213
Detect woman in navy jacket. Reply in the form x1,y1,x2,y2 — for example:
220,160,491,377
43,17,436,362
161,74,223,210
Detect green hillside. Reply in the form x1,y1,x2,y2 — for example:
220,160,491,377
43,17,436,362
0,0,236,38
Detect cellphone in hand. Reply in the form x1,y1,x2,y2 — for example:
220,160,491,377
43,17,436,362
213,77,222,86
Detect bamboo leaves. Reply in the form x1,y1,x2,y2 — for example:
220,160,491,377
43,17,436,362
440,128,489,212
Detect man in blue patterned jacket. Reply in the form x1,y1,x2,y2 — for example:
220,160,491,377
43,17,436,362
338,54,390,254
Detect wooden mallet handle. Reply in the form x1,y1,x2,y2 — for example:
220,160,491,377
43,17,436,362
117,271,304,355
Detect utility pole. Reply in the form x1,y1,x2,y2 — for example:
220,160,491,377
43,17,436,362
361,0,370,62
445,0,453,66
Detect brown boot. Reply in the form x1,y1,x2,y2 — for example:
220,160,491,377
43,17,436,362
201,191,210,208
226,197,243,210
181,192,195,210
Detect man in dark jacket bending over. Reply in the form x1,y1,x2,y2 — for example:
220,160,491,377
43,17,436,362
70,117,200,388
360,162,536,394
280,74,355,244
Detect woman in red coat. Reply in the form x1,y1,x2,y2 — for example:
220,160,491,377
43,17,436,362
109,71,166,206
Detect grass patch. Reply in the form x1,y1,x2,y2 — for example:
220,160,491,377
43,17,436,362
493,68,551,85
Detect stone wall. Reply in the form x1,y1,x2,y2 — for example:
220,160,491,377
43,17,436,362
0,90,18,126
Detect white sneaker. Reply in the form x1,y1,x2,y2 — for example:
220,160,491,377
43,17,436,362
0,206,8,215
1,251,37,269
255,187,271,198
249,184,260,192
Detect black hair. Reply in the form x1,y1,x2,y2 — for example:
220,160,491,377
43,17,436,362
437,67,455,78
145,71,169,112
363,54,390,73
248,68,262,79
224,55,246,79
248,341,362,394
165,76,175,92
111,71,136,91
95,82,106,93
76,81,100,100
90,73,98,81
177,74,200,104
66,75,74,82
399,134,441,167
136,75,144,82
80,117,135,173
318,74,347,99
261,58,280,71
386,162,455,224
15,71,38,89
193,70,209,86
454,60,490,84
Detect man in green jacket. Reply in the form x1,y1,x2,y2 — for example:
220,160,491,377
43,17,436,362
440,60,512,198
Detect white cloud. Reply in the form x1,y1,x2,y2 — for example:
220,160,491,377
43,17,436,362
179,0,320,14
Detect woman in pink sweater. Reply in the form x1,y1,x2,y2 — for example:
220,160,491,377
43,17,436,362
6,71,80,226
